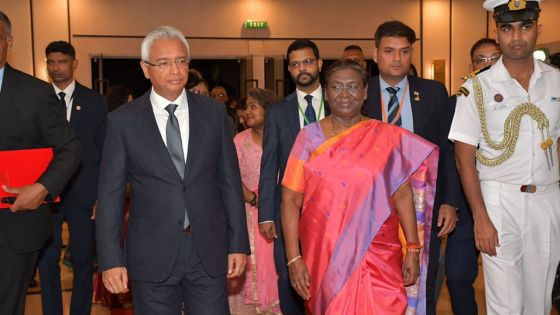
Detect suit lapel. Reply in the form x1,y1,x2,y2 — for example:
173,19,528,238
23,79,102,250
135,92,182,181
367,76,383,120
408,75,427,136
0,66,18,146
69,83,83,126
286,92,301,137
184,93,205,182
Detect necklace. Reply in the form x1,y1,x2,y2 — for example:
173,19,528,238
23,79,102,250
329,115,364,135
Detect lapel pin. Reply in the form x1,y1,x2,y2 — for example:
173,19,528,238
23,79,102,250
413,91,420,102
494,94,503,103
76,105,82,111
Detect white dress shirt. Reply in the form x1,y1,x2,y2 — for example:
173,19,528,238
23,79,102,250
449,57,560,185
53,80,76,122
150,88,190,164
296,85,324,128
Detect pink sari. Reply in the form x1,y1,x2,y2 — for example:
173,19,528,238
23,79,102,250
282,120,438,315
229,129,280,314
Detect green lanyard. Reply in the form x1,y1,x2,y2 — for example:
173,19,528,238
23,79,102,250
298,97,324,125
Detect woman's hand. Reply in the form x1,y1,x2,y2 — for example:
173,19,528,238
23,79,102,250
288,259,311,300
402,251,420,286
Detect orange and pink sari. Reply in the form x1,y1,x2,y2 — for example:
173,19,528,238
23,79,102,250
282,120,438,315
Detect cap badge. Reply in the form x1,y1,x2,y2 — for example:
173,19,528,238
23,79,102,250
508,0,526,11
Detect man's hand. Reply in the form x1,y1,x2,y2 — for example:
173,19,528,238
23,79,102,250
102,267,129,294
227,253,247,278
474,214,499,256
437,204,458,237
258,222,277,241
2,183,49,212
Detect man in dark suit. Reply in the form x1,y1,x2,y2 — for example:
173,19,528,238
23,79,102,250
96,26,249,315
441,38,500,315
0,11,81,315
363,20,460,314
37,40,107,315
259,39,327,315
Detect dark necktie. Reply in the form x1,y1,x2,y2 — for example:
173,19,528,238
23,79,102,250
165,104,189,228
58,91,67,112
386,87,402,127
304,94,316,126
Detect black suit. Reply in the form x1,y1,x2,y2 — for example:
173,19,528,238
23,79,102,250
0,64,81,315
364,75,460,315
441,95,479,315
259,91,329,315
96,90,249,313
38,82,107,315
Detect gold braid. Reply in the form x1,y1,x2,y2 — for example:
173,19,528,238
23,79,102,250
472,76,553,167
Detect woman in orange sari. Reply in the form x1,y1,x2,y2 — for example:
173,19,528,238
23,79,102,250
281,60,438,314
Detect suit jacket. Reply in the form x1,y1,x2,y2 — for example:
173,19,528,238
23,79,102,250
61,82,107,209
364,75,460,210
0,64,81,253
96,90,250,282
258,91,330,223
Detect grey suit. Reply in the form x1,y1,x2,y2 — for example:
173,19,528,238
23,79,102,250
96,90,250,313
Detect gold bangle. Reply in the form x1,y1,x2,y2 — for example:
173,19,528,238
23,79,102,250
286,255,302,267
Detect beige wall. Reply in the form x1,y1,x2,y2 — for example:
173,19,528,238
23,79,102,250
2,0,559,92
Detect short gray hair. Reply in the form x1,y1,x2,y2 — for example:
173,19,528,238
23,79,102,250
0,11,12,38
141,25,190,61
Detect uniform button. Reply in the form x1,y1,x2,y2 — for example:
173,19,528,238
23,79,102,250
182,186,187,192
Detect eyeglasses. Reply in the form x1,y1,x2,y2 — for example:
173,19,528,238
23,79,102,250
328,84,363,95
143,57,191,70
288,58,316,69
472,55,500,66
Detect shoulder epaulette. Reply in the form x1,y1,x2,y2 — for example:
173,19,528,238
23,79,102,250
461,64,491,82
455,87,470,97
539,59,560,71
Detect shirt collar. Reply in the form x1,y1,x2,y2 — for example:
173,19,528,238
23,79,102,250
0,66,5,92
296,84,323,102
491,56,544,82
150,87,188,112
379,76,408,93
52,80,76,98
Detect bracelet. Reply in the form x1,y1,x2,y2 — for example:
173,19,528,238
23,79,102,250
249,193,257,207
406,242,422,251
286,255,302,267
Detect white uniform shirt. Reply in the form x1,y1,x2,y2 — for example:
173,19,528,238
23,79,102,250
150,88,190,164
449,57,560,185
296,86,324,128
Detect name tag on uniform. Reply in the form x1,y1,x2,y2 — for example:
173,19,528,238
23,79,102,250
488,103,510,111
551,97,560,102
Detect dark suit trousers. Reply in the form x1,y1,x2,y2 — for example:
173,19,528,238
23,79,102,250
444,211,479,315
0,238,38,315
38,193,95,315
426,207,478,315
131,233,229,315
273,220,305,315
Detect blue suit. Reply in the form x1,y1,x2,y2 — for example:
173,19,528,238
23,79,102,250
259,91,329,314
38,82,107,315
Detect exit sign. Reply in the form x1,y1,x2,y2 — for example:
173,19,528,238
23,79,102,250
245,20,268,29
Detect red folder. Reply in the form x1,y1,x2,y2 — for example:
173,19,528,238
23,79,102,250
0,148,60,208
